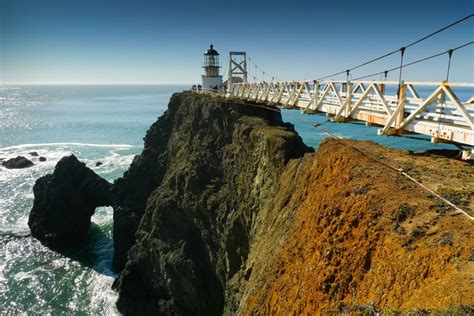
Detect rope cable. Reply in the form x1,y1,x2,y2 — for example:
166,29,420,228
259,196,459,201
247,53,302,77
436,50,455,143
247,54,283,81
224,100,474,222
197,91,471,221
316,14,474,80
352,41,473,81
405,13,474,49
398,47,406,85
446,49,454,81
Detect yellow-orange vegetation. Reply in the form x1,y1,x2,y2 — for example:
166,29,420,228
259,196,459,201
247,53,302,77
238,139,473,314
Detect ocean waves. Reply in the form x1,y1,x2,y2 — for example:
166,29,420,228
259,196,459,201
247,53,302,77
0,142,136,151
0,141,137,314
0,84,175,313
0,142,137,231
0,233,119,314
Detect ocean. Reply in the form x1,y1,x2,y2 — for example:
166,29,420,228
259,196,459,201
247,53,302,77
0,84,467,313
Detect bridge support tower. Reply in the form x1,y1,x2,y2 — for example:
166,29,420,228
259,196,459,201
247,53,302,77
227,52,248,93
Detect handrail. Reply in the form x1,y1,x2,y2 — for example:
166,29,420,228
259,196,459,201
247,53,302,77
227,80,474,149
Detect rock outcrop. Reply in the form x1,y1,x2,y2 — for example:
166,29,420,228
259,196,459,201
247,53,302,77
27,92,473,314
233,139,474,314
2,156,34,169
111,92,312,314
28,155,113,249
112,92,473,314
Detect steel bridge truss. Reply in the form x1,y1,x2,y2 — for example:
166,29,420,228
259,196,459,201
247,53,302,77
228,80,474,156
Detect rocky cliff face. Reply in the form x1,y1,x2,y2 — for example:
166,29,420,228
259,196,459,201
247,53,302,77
113,92,473,314
112,92,312,314
235,139,474,314
28,92,473,314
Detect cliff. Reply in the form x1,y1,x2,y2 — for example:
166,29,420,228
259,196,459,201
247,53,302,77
113,92,473,314
28,92,474,314
112,92,312,314
236,139,474,314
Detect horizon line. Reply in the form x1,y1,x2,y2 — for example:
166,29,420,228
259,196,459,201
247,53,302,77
0,82,195,86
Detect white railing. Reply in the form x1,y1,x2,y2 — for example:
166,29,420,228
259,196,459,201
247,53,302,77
227,80,474,148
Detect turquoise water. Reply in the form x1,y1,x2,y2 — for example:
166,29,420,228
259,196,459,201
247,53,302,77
0,85,182,314
282,109,462,150
0,85,468,314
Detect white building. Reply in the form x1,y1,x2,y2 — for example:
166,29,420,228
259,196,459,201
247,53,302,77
201,44,222,92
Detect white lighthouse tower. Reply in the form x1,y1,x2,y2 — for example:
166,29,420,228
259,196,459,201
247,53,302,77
202,44,222,92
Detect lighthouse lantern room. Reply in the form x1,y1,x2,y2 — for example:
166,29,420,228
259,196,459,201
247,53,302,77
202,44,222,92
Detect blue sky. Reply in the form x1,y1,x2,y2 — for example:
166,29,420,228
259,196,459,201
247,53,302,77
0,0,473,84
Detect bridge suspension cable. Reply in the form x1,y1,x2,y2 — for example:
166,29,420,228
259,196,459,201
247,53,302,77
351,41,474,81
316,13,474,81
219,100,474,222
247,54,282,82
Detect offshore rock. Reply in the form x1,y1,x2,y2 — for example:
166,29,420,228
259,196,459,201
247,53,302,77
113,92,312,314
28,154,113,249
2,156,34,169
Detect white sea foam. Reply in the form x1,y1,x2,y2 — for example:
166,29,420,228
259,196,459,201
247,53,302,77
13,271,34,282
0,142,136,151
0,84,169,313
92,207,114,225
89,276,120,315
0,143,137,236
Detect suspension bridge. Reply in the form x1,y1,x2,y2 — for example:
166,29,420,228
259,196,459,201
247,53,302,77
200,14,474,159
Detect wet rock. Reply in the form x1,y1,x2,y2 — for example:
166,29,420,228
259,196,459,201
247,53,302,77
28,154,113,249
29,151,39,157
39,157,47,162
95,161,103,167
2,156,34,169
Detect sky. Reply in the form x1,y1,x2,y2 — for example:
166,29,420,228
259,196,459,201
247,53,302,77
0,0,473,84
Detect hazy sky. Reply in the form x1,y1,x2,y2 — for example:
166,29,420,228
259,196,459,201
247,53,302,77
1,0,473,84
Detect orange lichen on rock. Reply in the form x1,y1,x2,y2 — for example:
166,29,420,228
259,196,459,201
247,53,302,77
238,138,474,314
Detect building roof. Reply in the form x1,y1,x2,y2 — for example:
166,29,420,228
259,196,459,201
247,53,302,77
205,44,219,56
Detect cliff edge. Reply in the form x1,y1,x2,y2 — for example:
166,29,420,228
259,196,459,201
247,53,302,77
114,92,473,314
27,91,473,314
112,92,312,314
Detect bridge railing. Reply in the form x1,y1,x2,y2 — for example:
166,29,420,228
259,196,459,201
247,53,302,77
227,80,474,147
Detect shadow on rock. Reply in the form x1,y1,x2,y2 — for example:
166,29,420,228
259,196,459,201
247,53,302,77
56,222,116,277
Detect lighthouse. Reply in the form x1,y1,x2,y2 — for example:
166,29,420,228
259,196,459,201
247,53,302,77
202,44,222,92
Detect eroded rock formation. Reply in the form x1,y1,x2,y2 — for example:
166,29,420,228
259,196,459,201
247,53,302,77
28,92,474,314
28,155,113,249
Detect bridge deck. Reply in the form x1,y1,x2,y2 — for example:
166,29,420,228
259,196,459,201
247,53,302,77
228,80,474,153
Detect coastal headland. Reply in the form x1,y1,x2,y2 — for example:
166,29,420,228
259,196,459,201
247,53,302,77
28,92,474,314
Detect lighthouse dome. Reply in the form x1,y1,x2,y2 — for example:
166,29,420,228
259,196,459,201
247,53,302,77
205,44,219,56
